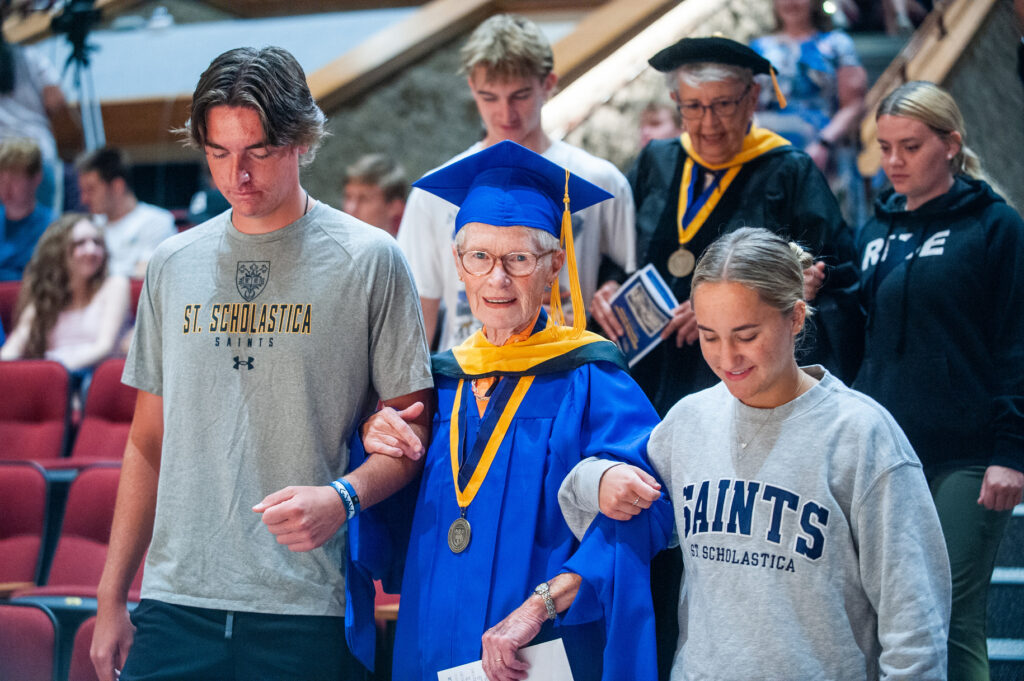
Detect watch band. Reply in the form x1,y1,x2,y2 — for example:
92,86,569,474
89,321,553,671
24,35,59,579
533,581,557,620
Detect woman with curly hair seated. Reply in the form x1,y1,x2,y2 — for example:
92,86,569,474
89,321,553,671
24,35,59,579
1,212,130,398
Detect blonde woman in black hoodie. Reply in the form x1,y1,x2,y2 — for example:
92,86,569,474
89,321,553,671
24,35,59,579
854,80,1024,681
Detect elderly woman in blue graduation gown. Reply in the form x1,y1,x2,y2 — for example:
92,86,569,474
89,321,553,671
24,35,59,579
344,141,674,681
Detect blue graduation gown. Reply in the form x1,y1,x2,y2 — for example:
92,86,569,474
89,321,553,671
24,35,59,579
377,358,671,680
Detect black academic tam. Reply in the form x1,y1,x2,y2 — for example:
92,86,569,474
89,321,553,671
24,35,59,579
649,36,773,75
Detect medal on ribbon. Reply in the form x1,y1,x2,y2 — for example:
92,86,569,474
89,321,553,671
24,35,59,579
667,248,696,278
672,158,741,278
670,128,791,278
448,375,534,553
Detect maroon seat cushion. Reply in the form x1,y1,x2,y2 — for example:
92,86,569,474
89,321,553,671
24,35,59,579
0,462,48,583
0,603,58,681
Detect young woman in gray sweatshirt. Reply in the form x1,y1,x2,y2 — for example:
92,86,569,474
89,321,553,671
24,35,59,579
560,227,951,680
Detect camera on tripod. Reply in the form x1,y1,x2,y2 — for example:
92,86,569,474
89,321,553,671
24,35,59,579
50,0,100,64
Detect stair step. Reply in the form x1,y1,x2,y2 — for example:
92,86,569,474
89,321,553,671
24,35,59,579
849,31,908,86
989,639,1024,681
994,505,1024,568
988,638,1024,660
989,569,1024,639
992,567,1024,585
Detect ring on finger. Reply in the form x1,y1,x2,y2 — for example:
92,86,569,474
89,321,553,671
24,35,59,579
632,496,640,506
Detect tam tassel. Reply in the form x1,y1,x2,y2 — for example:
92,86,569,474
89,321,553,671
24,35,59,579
561,169,586,338
769,67,787,109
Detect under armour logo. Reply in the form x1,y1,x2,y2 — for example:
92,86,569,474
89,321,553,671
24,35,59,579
233,356,254,370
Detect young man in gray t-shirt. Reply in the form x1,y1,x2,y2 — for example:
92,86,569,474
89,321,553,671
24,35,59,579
91,47,433,681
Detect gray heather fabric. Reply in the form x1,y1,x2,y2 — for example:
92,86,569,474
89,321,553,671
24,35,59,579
124,203,433,616
559,458,620,540
562,367,951,680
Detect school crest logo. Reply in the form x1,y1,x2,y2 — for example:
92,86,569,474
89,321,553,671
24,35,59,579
236,261,269,301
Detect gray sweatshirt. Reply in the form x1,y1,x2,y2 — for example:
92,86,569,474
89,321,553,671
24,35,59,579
560,367,951,681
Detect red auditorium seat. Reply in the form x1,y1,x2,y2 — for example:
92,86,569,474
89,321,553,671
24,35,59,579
43,358,136,469
69,616,100,681
0,359,71,462
128,277,144,318
0,602,59,681
42,464,133,590
0,279,20,334
0,461,48,585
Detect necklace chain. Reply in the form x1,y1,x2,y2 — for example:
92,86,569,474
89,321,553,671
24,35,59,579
736,372,815,449
738,410,773,450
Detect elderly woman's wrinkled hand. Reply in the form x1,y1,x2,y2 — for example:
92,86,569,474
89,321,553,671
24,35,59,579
361,402,426,460
480,599,546,681
599,464,662,521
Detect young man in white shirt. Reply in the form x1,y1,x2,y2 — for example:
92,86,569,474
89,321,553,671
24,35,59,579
76,147,176,278
397,14,636,350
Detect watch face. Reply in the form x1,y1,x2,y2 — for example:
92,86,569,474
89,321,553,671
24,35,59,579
535,583,556,619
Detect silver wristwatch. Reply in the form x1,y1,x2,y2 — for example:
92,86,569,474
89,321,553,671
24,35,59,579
533,581,557,620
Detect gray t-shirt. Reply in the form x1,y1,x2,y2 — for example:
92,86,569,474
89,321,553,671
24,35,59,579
561,368,951,680
125,202,433,616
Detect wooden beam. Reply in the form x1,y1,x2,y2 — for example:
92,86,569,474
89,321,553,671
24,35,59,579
4,0,142,45
200,0,423,18
307,0,498,112
51,0,498,151
857,0,997,176
87,95,193,149
499,0,606,10
47,0,621,151
195,0,602,19
544,0,722,139
197,0,605,20
550,0,677,86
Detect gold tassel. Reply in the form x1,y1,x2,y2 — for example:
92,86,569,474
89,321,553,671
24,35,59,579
770,67,788,109
549,280,564,327
562,169,586,338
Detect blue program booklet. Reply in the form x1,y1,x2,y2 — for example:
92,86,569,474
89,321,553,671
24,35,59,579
609,264,679,367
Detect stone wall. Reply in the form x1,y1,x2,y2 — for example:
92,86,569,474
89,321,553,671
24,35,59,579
563,0,774,172
305,38,481,209
234,0,1024,218
305,0,775,207
944,0,1024,211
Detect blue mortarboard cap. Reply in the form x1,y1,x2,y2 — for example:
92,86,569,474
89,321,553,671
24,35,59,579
412,140,613,238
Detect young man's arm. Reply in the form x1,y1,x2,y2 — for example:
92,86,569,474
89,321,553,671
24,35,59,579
91,390,164,681
254,388,433,551
419,297,441,351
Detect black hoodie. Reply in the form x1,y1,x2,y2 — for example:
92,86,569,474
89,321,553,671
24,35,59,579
853,176,1024,473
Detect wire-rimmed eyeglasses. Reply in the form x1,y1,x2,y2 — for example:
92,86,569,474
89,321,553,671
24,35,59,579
458,250,556,277
677,84,752,120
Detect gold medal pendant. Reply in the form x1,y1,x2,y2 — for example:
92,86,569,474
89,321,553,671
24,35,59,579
448,377,534,556
667,247,695,278
448,516,471,553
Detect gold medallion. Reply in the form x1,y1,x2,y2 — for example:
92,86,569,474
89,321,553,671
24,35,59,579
448,517,472,553
667,247,695,278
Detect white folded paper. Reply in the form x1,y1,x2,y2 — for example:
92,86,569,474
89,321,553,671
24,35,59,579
436,639,575,681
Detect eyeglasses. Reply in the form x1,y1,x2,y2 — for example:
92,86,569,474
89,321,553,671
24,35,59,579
677,84,752,120
458,250,556,277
